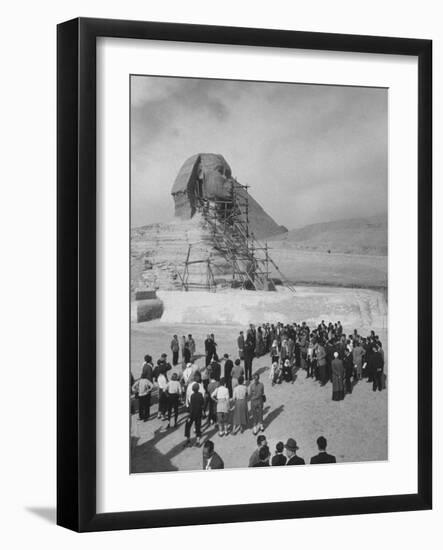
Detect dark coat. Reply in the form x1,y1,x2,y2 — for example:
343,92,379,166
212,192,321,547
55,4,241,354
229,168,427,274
203,452,224,470
368,351,384,377
141,362,153,381
331,358,345,393
209,361,221,382
310,452,336,464
205,338,216,354
287,455,305,465
189,392,204,418
271,454,287,466
224,359,234,380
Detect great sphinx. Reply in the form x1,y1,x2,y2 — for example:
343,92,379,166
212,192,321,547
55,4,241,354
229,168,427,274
171,153,287,239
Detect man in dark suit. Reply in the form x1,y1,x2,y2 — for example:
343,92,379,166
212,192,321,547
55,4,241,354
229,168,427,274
184,383,204,447
237,331,245,361
202,440,224,470
223,353,234,397
368,346,384,391
141,354,154,381
285,438,305,465
205,334,216,366
310,436,336,464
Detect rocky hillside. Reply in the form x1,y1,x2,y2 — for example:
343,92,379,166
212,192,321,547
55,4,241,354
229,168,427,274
269,214,387,256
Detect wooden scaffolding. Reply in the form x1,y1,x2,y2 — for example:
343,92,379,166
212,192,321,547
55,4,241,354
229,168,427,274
178,179,295,292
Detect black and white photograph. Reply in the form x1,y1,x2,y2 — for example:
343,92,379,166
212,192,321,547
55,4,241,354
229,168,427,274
130,75,388,473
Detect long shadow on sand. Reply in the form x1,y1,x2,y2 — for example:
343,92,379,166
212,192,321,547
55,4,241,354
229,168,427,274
131,420,220,473
263,404,284,430
253,365,270,378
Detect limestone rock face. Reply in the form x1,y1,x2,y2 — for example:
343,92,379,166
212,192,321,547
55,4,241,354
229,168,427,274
131,214,232,295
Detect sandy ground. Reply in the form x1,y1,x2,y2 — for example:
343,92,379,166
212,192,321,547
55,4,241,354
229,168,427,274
131,321,388,474
269,246,388,289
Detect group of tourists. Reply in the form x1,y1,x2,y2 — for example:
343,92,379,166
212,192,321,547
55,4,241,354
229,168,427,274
130,319,386,453
238,320,386,400
201,435,336,470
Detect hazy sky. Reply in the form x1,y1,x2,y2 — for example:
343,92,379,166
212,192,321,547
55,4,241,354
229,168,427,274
131,76,387,229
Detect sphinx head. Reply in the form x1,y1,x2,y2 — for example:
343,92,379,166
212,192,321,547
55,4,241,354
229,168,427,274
171,153,234,219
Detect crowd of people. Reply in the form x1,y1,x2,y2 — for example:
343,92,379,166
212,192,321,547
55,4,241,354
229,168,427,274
202,435,336,470
131,320,386,468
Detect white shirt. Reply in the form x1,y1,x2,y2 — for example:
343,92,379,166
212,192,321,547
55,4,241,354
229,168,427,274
157,374,168,391
133,378,153,397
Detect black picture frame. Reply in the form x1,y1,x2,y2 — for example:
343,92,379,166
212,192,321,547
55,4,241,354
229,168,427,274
57,17,432,532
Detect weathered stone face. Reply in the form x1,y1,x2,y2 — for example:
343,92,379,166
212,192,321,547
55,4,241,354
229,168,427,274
171,153,287,239
171,153,233,218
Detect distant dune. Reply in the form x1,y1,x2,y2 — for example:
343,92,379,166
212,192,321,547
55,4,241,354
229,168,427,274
268,214,387,256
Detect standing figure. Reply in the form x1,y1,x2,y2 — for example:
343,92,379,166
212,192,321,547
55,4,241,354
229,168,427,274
244,329,255,381
157,371,169,419
187,334,196,361
206,375,219,426
180,335,186,364
211,378,231,437
231,358,244,391
331,351,345,401
232,376,248,433
165,372,182,428
237,331,245,361
205,334,216,366
317,342,328,386
248,373,265,435
184,383,204,447
352,340,365,381
170,334,180,366
343,348,354,394
368,345,384,391
223,353,234,397
132,373,153,421
141,354,154,381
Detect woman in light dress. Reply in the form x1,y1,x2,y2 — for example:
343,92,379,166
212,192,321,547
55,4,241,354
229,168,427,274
232,376,248,433
211,378,231,436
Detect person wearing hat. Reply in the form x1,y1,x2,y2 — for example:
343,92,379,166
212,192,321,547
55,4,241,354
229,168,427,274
184,382,205,447
310,436,336,464
331,351,345,401
285,438,305,465
271,441,287,466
